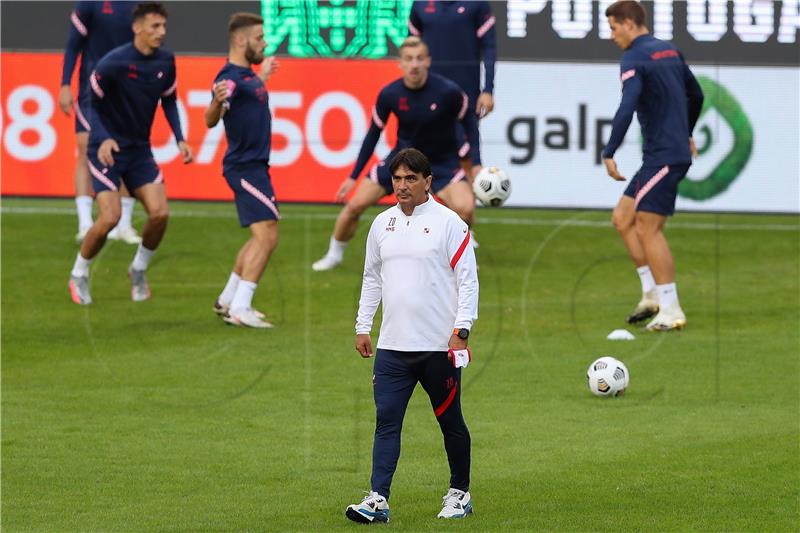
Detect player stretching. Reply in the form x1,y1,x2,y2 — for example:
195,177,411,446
602,1,704,331
408,0,497,177
68,2,192,305
205,13,279,329
60,0,142,245
312,36,477,271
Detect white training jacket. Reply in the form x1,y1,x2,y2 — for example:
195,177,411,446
355,197,479,352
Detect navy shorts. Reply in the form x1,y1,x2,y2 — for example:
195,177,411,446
224,164,280,227
74,91,91,134
625,163,691,216
87,145,162,194
367,150,468,196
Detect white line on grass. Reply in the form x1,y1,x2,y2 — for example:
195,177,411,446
3,205,798,232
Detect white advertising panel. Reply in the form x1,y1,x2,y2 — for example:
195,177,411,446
481,62,800,213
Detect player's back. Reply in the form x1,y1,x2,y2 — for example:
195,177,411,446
382,73,465,162
623,35,692,165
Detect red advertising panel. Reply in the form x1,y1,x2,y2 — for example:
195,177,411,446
1,52,399,202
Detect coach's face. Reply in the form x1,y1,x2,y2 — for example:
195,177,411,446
399,45,431,89
392,165,432,213
608,16,636,49
135,14,167,50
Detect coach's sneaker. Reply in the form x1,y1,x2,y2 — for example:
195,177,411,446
311,255,342,271
128,267,151,302
75,227,90,244
626,289,659,324
645,304,687,331
68,276,92,305
345,491,390,524
437,488,473,519
224,308,274,329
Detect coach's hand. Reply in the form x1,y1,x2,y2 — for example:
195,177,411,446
476,92,494,118
98,139,120,167
178,141,194,164
603,157,626,181
58,85,73,116
356,334,373,358
336,177,357,203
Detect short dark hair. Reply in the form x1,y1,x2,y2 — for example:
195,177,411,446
228,12,264,36
133,2,167,22
389,148,432,178
605,1,647,27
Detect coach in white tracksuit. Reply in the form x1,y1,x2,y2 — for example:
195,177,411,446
345,148,479,524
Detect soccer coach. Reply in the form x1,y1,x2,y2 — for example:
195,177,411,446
345,148,479,523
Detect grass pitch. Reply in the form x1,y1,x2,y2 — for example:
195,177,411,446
2,198,798,531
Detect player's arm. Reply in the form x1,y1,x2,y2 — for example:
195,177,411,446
205,79,230,128
454,88,479,156
88,59,119,166
59,2,92,115
682,56,705,158
160,58,192,163
338,89,392,201
355,221,383,358
408,2,423,36
447,217,479,351
602,59,643,181
475,1,497,117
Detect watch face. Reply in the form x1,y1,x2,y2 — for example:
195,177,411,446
458,328,469,339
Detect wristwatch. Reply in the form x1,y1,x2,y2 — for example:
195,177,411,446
453,328,470,340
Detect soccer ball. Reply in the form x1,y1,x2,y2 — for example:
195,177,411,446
586,356,629,397
473,166,511,207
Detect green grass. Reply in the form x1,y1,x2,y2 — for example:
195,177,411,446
2,197,799,531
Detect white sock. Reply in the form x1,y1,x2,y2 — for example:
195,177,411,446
230,280,257,312
657,282,679,309
637,265,656,294
131,244,155,271
71,252,93,278
118,196,136,231
76,196,93,230
328,236,348,261
218,272,241,306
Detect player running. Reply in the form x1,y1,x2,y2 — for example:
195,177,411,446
602,1,704,331
312,36,477,272
205,13,280,329
68,2,192,305
60,0,143,245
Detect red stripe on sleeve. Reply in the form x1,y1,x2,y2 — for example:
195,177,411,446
450,231,470,270
434,382,458,417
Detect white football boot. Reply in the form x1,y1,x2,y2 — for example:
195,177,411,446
224,308,274,329
646,304,687,331
437,488,473,519
68,275,92,305
345,491,390,524
626,288,659,324
128,266,151,302
311,255,342,272
213,301,267,321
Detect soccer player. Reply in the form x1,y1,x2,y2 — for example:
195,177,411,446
345,148,478,523
59,0,143,245
67,2,192,305
602,1,704,331
408,0,497,176
204,13,279,329
312,36,477,271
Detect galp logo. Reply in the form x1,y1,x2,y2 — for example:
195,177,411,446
679,77,753,201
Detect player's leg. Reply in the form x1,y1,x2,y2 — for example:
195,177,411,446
74,131,94,244
418,351,472,519
613,186,658,323
434,169,475,227
346,348,415,523
108,183,142,245
632,164,690,331
313,165,389,271
69,190,122,305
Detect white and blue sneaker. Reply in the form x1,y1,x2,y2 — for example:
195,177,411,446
437,488,473,519
345,491,389,524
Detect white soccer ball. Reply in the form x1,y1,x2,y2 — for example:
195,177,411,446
586,356,629,397
473,166,511,207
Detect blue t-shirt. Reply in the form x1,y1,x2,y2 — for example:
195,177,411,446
213,63,272,171
602,34,704,166
61,1,135,99
351,72,476,179
89,43,183,148
408,0,496,98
